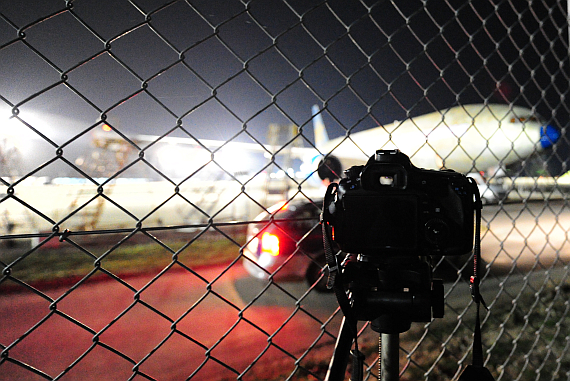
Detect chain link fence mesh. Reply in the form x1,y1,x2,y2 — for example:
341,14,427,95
1,0,569,380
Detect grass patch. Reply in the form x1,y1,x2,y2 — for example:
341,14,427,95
1,230,246,287
394,278,570,381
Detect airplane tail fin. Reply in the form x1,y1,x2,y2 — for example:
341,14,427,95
311,105,329,149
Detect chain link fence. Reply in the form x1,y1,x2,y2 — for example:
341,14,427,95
1,0,569,380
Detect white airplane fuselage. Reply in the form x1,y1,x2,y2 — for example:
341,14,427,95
315,104,559,174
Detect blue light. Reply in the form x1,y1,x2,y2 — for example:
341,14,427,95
540,125,560,149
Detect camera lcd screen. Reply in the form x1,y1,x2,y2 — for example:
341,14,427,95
343,194,418,253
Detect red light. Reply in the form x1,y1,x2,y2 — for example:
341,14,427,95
267,200,288,214
101,124,112,132
261,232,279,256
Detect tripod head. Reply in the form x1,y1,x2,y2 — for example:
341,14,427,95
343,254,444,334
323,253,445,381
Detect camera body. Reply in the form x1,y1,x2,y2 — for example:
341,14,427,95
326,150,476,257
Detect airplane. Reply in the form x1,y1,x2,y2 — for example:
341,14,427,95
0,103,562,239
2,103,560,186
93,103,560,185
307,103,560,182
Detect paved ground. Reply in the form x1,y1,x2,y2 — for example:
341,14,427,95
1,200,569,380
0,264,341,380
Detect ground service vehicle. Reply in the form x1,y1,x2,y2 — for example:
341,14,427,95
242,199,329,291
242,195,475,291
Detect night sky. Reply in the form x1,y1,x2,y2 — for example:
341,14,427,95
0,0,568,179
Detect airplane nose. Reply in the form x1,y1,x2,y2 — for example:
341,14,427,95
540,125,560,149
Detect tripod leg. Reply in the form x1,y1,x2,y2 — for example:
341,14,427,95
381,333,399,381
325,316,355,381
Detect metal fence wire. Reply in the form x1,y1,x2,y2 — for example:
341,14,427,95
1,0,569,380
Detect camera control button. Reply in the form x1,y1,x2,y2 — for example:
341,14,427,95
425,219,449,245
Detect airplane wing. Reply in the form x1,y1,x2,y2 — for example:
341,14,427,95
89,126,319,162
133,134,317,158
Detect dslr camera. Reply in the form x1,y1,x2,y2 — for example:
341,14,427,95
325,150,477,257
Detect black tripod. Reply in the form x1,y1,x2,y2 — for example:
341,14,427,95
324,255,444,381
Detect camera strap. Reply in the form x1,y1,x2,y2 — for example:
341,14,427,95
322,183,355,323
322,183,363,372
459,178,495,381
322,182,340,290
